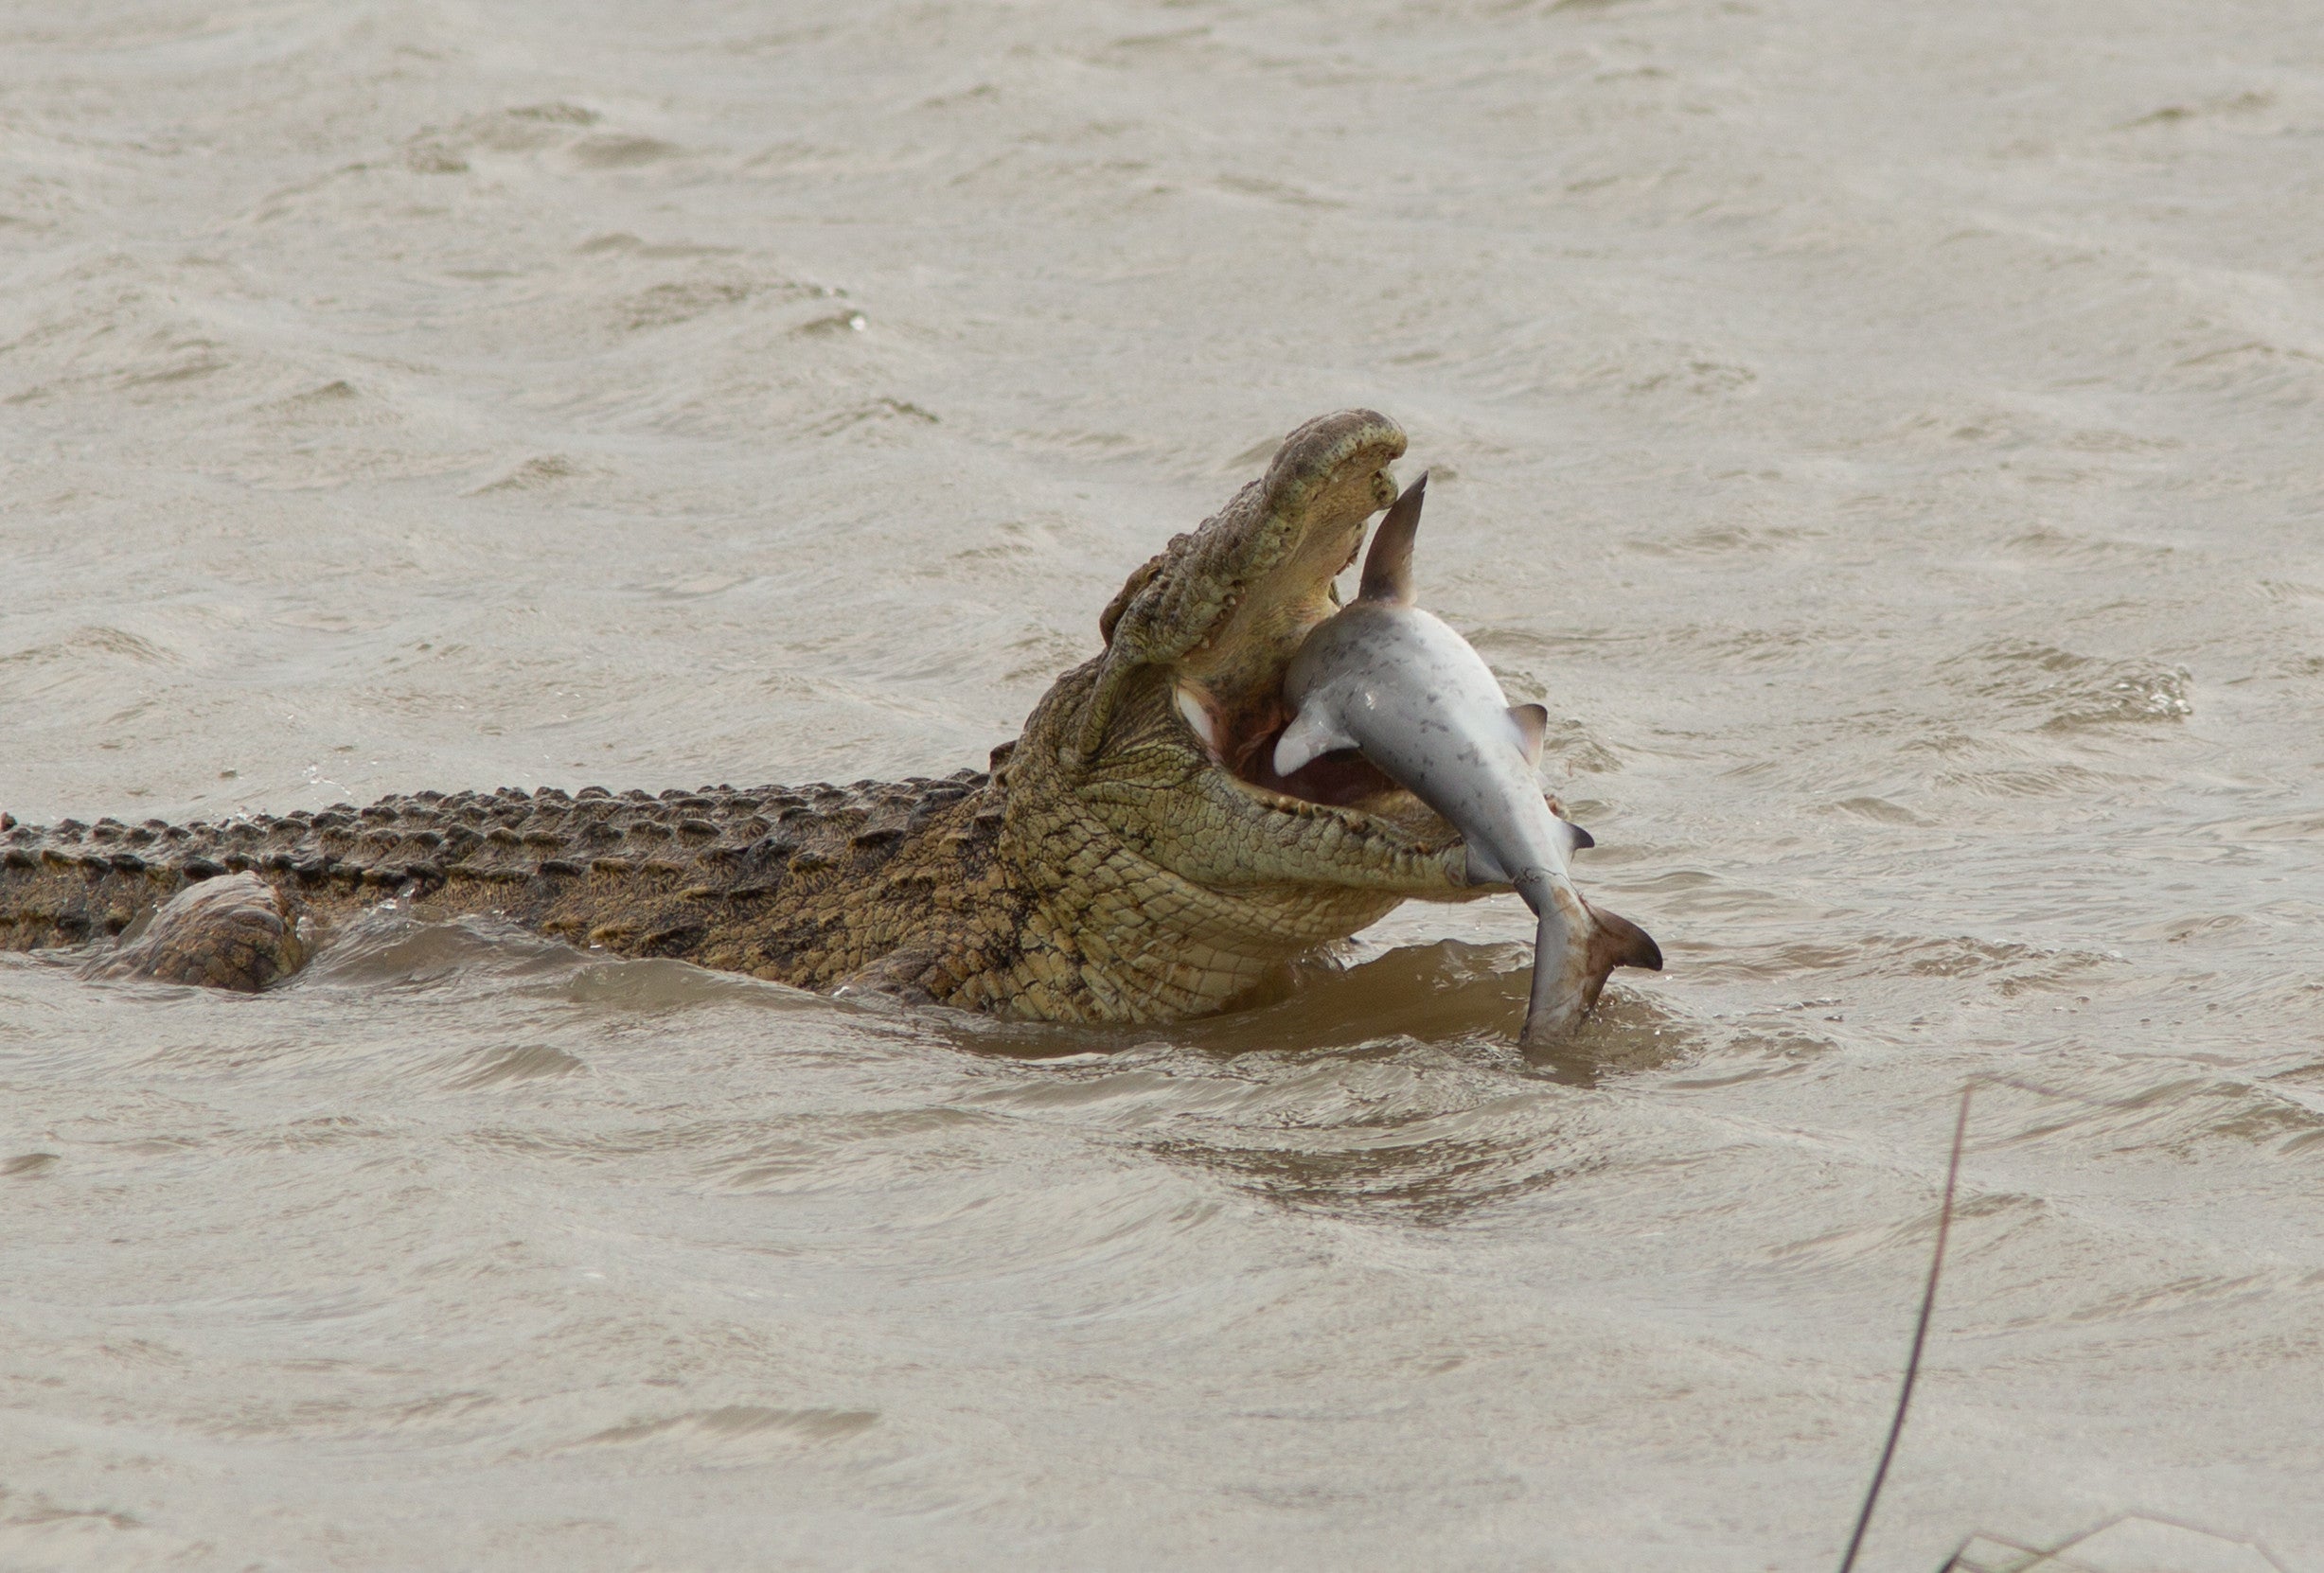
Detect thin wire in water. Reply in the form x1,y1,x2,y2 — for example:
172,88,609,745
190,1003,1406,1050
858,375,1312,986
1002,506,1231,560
1834,1074,2173,1573
1836,1084,1974,1573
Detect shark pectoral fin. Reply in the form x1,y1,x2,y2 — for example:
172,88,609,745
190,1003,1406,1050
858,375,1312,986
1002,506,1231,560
1357,471,1427,605
1558,818,1594,855
1507,702,1549,765
1270,707,1360,778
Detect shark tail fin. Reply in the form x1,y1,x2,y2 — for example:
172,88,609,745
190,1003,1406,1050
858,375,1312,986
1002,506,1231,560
1517,882,1663,1052
1580,901,1661,1013
1517,876,1576,1050
1358,471,1427,605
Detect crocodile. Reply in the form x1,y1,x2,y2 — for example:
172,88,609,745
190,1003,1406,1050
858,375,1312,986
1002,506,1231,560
0,409,1658,1030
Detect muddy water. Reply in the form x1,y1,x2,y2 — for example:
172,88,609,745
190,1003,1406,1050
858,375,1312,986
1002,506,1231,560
5,1,2323,1567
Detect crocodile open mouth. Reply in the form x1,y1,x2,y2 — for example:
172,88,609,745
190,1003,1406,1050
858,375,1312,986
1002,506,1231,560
1106,407,1427,822
1173,678,1407,812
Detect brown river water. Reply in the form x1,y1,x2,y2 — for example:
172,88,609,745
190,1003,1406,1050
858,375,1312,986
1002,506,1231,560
5,2,2322,1568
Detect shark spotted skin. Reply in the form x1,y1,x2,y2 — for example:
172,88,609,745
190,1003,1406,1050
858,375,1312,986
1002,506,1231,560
1268,473,1661,1052
1,411,1653,1037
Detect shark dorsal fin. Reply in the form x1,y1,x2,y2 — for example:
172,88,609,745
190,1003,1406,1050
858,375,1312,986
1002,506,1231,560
1358,471,1427,604
1508,702,1548,765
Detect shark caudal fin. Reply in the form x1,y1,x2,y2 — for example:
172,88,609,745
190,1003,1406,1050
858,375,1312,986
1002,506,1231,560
1516,879,1663,1051
1579,901,1661,1012
1517,877,1580,1049
1358,471,1427,605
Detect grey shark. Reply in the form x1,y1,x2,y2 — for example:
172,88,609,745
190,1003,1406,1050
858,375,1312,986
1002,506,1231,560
1271,473,1661,1051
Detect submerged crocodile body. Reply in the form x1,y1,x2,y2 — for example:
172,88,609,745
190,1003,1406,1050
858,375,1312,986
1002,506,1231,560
1,410,1654,1028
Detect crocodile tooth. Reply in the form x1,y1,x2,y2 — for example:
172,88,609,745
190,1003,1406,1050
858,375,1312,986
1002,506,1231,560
1174,682,1222,757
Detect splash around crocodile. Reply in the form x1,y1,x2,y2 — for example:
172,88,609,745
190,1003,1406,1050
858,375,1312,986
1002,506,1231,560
0,410,1659,1039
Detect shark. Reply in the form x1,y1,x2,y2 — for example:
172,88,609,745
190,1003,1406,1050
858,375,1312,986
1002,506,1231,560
1270,473,1662,1052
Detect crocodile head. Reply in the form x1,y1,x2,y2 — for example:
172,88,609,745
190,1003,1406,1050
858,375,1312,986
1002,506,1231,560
996,410,1482,1020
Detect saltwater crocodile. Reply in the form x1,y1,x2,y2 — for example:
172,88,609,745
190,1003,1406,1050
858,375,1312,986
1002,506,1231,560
0,410,1658,1028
